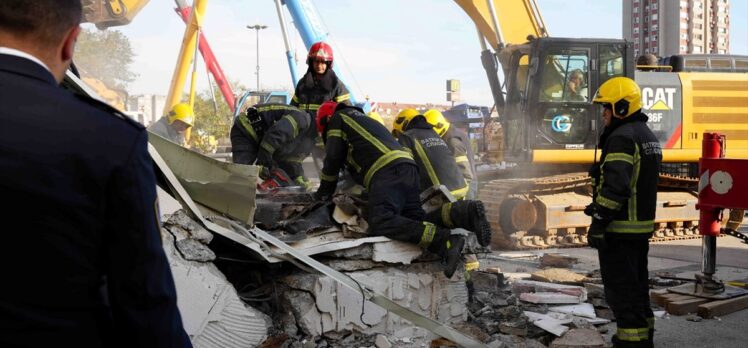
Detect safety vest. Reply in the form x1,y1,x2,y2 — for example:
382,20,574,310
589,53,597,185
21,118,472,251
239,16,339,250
591,112,662,238
317,106,414,196
399,116,469,200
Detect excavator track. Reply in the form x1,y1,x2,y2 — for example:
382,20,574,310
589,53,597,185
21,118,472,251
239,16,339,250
478,173,710,251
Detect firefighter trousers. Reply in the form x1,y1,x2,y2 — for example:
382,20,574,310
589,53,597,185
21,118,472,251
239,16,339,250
366,163,448,251
599,238,654,348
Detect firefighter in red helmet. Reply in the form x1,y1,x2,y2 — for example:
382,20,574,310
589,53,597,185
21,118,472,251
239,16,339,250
292,41,352,172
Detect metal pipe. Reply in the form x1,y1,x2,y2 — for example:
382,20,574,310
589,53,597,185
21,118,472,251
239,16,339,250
485,0,505,49
274,0,300,85
702,235,717,277
247,24,268,91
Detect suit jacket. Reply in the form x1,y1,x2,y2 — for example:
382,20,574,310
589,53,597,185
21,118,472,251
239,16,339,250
0,53,190,347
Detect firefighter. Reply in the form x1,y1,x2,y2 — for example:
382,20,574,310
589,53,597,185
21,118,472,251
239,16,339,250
230,104,315,188
148,102,193,146
393,110,492,247
291,41,352,173
586,77,661,348
423,109,477,198
315,101,465,278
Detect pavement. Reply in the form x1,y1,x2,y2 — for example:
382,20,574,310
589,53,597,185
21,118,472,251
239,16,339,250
481,233,748,348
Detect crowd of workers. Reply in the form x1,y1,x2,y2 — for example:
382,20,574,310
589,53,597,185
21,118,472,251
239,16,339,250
0,1,661,347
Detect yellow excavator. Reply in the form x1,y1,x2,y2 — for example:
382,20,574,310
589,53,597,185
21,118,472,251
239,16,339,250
81,0,150,29
456,0,747,249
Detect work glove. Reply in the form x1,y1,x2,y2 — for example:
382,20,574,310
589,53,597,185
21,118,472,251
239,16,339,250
294,176,312,190
258,165,271,180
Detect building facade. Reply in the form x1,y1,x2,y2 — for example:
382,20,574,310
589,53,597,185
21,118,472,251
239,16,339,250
623,0,730,57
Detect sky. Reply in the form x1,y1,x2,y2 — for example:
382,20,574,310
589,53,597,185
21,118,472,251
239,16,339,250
102,0,748,107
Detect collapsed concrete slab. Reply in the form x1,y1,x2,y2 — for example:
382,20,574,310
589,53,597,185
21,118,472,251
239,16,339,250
281,263,468,340
159,189,271,347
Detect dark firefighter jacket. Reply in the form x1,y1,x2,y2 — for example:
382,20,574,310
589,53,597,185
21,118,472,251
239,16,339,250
398,116,469,199
317,105,415,197
231,104,315,166
291,68,352,116
590,111,662,239
442,126,475,185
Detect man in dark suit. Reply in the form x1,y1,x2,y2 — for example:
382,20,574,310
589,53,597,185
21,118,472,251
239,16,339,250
0,1,190,347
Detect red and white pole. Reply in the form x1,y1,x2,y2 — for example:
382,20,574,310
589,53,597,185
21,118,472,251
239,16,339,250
699,132,725,237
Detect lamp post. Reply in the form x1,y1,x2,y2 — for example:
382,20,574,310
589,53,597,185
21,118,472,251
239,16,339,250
247,24,268,91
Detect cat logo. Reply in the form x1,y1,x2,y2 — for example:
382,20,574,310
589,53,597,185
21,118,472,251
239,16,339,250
641,87,676,111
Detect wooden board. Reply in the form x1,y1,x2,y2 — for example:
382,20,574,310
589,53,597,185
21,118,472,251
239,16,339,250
697,295,748,319
666,297,710,316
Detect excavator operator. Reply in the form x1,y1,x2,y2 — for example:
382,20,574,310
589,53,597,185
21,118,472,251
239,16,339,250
230,103,315,189
423,109,477,198
148,102,193,146
393,109,492,247
315,101,467,278
586,77,661,348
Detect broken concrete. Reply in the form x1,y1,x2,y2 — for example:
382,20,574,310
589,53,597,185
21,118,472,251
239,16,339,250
371,240,424,265
531,268,587,284
540,253,578,268
524,311,571,336
513,280,587,301
549,303,597,319
160,210,271,347
520,292,582,304
281,263,468,339
549,328,605,348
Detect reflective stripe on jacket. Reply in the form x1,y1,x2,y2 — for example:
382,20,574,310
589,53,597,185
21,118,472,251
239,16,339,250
398,116,468,199
317,105,415,196
591,111,662,238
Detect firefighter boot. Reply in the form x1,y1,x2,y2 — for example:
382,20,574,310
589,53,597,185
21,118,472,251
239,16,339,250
424,227,465,279
426,200,492,247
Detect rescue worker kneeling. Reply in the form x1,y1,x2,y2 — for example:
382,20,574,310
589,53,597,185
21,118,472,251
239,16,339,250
231,104,315,189
586,77,661,348
315,102,464,277
393,109,492,247
423,109,476,197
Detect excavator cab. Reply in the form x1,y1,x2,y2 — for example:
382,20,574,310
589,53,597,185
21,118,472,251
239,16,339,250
500,38,634,163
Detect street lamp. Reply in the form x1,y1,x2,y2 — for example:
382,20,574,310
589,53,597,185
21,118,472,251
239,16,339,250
247,24,268,92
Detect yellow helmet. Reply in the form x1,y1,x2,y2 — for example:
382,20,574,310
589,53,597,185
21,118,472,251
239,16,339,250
392,108,419,136
592,77,642,119
367,111,385,126
423,109,450,136
168,103,194,127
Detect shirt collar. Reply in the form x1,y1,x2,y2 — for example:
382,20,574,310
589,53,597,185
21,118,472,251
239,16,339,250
0,47,51,73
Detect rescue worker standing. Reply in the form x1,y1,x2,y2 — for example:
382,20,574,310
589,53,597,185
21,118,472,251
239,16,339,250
148,102,193,146
231,104,315,188
423,109,477,198
0,1,190,346
586,77,661,348
393,109,492,247
291,41,352,114
315,102,465,278
291,42,352,172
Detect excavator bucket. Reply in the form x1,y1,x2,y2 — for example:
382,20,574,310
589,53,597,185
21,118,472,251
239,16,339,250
454,0,547,49
81,0,151,29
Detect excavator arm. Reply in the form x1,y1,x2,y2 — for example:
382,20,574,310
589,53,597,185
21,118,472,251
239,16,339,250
81,0,150,29
454,0,548,50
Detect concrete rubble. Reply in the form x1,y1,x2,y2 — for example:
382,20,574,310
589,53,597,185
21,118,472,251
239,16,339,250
158,190,272,347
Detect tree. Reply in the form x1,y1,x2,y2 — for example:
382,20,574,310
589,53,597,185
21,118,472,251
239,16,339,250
74,28,137,89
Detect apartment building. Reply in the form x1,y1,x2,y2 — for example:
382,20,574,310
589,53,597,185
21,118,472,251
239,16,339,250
623,0,730,57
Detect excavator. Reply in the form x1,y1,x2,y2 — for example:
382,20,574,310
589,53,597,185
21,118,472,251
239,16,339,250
76,0,746,251
456,0,748,249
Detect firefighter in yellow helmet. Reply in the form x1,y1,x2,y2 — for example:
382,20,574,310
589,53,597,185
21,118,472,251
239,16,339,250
391,108,419,137
423,109,476,197
148,103,193,146
586,77,660,348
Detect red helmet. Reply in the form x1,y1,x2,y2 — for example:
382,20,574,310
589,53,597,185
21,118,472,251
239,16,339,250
307,41,334,67
316,101,338,134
